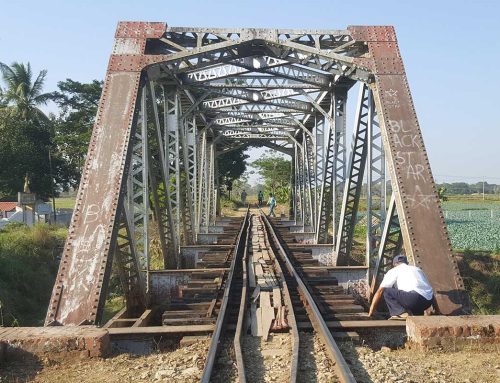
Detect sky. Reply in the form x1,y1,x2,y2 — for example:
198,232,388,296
1,0,499,184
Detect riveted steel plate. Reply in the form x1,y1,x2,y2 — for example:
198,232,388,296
108,54,170,73
348,25,397,42
373,72,468,314
115,21,166,39
45,71,141,325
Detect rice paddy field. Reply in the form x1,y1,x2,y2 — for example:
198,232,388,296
443,198,500,251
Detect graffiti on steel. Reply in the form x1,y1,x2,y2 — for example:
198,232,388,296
355,28,469,314
45,23,469,326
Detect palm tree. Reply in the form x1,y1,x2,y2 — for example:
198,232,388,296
0,61,51,121
0,85,7,108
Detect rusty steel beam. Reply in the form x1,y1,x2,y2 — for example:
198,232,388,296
45,22,165,326
349,25,469,314
45,23,469,326
370,194,403,296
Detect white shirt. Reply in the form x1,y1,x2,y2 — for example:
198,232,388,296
380,263,433,300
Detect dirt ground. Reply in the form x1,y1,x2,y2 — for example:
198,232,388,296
1,337,498,383
340,341,500,383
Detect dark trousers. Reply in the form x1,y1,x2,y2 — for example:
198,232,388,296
269,205,276,217
383,288,433,316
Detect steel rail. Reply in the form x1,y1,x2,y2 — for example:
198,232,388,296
200,208,250,383
257,213,300,383
234,213,252,382
260,211,357,383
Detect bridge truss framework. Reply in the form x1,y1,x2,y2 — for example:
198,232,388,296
45,22,469,326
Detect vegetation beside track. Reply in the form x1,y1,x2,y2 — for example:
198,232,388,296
456,250,500,314
0,223,65,326
0,200,499,327
53,197,76,209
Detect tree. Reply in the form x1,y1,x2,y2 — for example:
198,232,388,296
0,109,54,197
0,62,58,198
0,85,7,108
218,147,249,196
251,151,291,203
51,79,103,188
0,62,51,121
438,187,448,202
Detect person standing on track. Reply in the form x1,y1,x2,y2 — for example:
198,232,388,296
241,190,247,206
368,255,434,320
258,190,264,207
267,192,277,217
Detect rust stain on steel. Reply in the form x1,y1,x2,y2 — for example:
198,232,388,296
115,21,166,39
349,26,469,315
46,22,169,325
108,54,170,73
45,23,164,325
348,25,397,42
46,71,141,325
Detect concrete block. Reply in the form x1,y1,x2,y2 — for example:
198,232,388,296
406,315,500,349
0,326,110,360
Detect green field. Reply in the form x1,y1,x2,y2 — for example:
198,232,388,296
56,195,500,251
443,199,500,251
54,197,76,209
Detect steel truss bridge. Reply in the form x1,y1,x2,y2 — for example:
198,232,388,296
45,22,469,326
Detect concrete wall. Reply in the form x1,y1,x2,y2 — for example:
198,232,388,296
150,271,193,304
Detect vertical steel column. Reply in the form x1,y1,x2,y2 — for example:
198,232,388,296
113,203,147,315
164,87,181,265
314,113,326,232
114,84,150,314
146,81,170,267
289,151,296,220
335,84,370,265
316,90,347,244
197,131,208,232
209,141,217,225
127,84,150,289
366,91,386,275
303,132,314,229
214,149,221,217
203,140,209,229
294,143,302,225
370,194,403,296
315,98,334,243
200,136,213,230
181,115,197,244
332,90,347,243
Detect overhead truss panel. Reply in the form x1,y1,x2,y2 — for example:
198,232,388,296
46,22,469,326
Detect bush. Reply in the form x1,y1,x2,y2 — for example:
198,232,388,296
0,223,66,326
220,196,238,210
457,251,500,315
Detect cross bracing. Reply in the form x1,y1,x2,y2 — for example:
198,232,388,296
45,23,470,327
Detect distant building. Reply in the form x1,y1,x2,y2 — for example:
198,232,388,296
0,201,18,219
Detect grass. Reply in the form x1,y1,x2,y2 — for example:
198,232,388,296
220,196,243,217
0,195,498,326
0,223,67,326
446,194,500,203
0,222,127,327
102,296,125,324
54,197,76,209
457,250,500,314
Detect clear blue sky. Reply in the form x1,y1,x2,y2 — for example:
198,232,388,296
1,0,499,183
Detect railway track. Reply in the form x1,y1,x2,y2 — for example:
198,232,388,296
198,210,357,383
134,208,404,382
102,207,405,381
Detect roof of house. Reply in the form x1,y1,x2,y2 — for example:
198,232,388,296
0,202,18,212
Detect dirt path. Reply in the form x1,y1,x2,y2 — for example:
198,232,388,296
2,340,498,383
